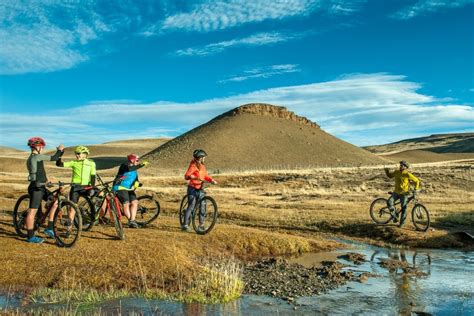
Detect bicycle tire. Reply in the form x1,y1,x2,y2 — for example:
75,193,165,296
12,194,32,237
110,198,125,240
369,197,393,224
191,196,218,235
135,195,161,226
53,200,82,248
179,195,188,226
77,195,95,231
411,203,430,232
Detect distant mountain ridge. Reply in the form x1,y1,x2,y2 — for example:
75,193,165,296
364,133,474,154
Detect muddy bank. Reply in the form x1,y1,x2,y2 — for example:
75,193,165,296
243,257,374,301
242,250,433,302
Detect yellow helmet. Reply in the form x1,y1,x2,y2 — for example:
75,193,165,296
74,146,90,154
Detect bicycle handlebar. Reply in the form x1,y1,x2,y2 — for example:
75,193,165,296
46,181,72,188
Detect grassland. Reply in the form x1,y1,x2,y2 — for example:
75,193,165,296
0,161,472,304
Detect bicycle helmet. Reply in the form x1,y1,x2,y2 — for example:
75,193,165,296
74,146,90,154
399,160,410,168
127,154,139,163
193,149,207,159
27,137,46,148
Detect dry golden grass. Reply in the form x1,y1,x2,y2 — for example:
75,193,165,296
0,161,472,302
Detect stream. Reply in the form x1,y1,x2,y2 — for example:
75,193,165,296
1,241,473,315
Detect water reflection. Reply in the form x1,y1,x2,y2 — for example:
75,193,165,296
1,245,472,315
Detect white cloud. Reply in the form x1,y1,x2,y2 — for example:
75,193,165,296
0,1,148,75
1,73,472,148
175,31,301,56
219,64,301,83
0,2,109,74
161,0,363,32
392,0,474,19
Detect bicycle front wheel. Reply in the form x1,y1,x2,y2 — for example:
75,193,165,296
54,200,82,248
135,195,161,226
178,195,188,226
77,195,95,231
369,198,392,224
412,204,430,232
110,198,125,240
13,194,31,237
192,196,218,235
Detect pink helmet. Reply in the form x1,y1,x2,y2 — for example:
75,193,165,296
127,154,139,163
27,137,46,148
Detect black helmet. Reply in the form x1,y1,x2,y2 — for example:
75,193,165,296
193,149,207,158
399,160,410,168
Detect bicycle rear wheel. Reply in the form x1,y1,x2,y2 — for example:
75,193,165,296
369,198,393,224
191,196,218,235
13,194,32,237
179,195,188,226
135,195,161,226
77,195,95,231
110,197,125,240
54,200,82,248
412,204,430,232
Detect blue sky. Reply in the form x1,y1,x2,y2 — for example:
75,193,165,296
0,0,473,149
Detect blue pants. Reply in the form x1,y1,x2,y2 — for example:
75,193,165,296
387,192,409,225
184,186,205,226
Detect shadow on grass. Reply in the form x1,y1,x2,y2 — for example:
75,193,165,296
81,230,119,240
315,221,474,248
432,210,474,233
0,220,22,240
228,218,473,249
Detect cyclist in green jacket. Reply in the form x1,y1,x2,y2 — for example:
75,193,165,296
384,160,421,227
55,145,96,236
26,137,64,243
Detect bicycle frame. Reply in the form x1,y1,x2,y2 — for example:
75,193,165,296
388,191,417,213
36,182,69,226
94,174,123,221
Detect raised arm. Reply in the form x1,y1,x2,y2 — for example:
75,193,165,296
49,145,64,162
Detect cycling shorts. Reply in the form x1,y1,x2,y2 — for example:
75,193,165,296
28,183,51,209
69,184,91,203
116,190,137,204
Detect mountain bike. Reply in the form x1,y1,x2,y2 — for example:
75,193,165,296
12,182,82,247
179,181,218,235
78,177,160,231
89,174,126,240
369,190,430,231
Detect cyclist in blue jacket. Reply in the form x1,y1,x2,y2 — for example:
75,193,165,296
113,154,149,228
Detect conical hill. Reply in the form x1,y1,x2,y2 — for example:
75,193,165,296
143,103,387,171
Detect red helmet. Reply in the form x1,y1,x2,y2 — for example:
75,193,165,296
127,154,139,163
27,137,46,148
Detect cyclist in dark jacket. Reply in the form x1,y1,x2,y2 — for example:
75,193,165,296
26,137,64,243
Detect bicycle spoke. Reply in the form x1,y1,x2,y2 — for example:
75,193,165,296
135,195,160,226
369,198,392,224
191,196,218,234
54,200,82,247
412,204,430,232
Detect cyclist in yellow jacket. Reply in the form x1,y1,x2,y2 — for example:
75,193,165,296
384,160,420,227
55,146,96,237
